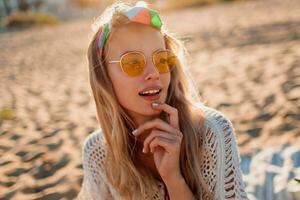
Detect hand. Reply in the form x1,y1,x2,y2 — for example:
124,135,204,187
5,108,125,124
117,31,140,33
132,102,183,182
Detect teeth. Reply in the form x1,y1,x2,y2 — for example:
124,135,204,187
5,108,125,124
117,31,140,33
141,89,160,94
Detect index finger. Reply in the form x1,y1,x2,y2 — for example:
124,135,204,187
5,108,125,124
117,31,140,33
152,102,179,129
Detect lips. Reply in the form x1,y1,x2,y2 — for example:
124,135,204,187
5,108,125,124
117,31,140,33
138,85,162,96
140,92,161,101
139,89,162,96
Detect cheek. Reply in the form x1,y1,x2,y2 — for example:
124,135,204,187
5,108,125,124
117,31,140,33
162,73,171,91
109,71,138,105
163,74,171,102
108,66,125,93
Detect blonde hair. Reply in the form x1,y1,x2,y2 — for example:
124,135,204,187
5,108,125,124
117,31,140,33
87,1,214,200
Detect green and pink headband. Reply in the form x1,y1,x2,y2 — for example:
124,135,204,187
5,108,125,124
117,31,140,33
97,4,163,58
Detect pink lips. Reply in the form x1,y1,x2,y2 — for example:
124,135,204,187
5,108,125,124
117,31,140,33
138,85,162,94
140,92,161,101
138,85,162,102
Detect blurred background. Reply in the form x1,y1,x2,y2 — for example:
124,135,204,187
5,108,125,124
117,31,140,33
0,0,299,199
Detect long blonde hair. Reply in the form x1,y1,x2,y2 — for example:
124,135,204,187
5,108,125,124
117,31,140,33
87,1,214,200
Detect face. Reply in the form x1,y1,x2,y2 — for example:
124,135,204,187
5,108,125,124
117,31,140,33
104,22,171,126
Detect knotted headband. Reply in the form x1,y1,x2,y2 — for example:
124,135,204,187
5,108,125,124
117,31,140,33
97,2,163,58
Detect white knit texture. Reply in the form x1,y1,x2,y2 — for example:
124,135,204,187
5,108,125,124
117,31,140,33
77,103,249,200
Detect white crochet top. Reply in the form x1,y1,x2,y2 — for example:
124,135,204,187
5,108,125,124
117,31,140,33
77,103,249,200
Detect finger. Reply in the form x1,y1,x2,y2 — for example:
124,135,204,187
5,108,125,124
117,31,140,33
133,118,181,138
143,129,178,153
149,135,179,154
152,102,179,129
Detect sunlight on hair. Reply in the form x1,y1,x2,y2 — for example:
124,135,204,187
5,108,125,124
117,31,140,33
84,1,216,199
135,1,148,8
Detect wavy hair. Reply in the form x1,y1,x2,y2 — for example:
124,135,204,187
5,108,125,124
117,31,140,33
87,1,214,200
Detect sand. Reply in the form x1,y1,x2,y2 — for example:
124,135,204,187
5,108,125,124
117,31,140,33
0,0,299,199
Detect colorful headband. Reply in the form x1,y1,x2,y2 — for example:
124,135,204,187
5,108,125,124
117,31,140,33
97,3,163,58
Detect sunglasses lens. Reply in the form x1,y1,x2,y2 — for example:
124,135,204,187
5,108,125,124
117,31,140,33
121,53,145,76
120,50,177,76
154,50,177,73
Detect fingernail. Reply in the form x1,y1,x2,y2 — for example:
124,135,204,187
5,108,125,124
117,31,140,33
152,102,160,107
131,128,138,135
142,148,146,153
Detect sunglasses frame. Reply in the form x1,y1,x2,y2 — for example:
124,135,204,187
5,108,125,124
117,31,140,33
107,49,176,76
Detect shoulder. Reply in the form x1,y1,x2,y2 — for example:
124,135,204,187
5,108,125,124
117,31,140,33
193,102,238,156
82,129,107,170
79,130,114,199
82,129,105,150
194,102,235,136
194,103,247,197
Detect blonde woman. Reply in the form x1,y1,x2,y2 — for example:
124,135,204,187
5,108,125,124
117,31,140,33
77,1,249,200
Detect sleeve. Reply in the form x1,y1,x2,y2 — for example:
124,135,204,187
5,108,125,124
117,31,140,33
213,112,249,200
76,132,113,200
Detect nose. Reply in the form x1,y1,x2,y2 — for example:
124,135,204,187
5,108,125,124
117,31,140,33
144,58,160,80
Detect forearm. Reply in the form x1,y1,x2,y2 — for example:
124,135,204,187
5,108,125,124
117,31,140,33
165,176,196,200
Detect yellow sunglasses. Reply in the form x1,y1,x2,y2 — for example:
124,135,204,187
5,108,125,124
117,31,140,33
107,49,178,77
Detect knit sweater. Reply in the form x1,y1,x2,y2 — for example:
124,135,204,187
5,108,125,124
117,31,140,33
77,103,249,200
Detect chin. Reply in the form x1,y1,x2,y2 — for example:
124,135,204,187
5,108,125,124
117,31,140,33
139,107,160,115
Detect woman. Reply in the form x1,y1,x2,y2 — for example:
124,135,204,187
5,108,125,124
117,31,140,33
77,1,249,200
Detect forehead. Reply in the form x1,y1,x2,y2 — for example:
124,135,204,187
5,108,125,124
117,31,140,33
105,22,165,58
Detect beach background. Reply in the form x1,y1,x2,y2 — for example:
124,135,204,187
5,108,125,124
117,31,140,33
0,0,299,199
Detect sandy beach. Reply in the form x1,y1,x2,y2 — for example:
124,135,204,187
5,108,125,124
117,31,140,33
0,0,299,199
